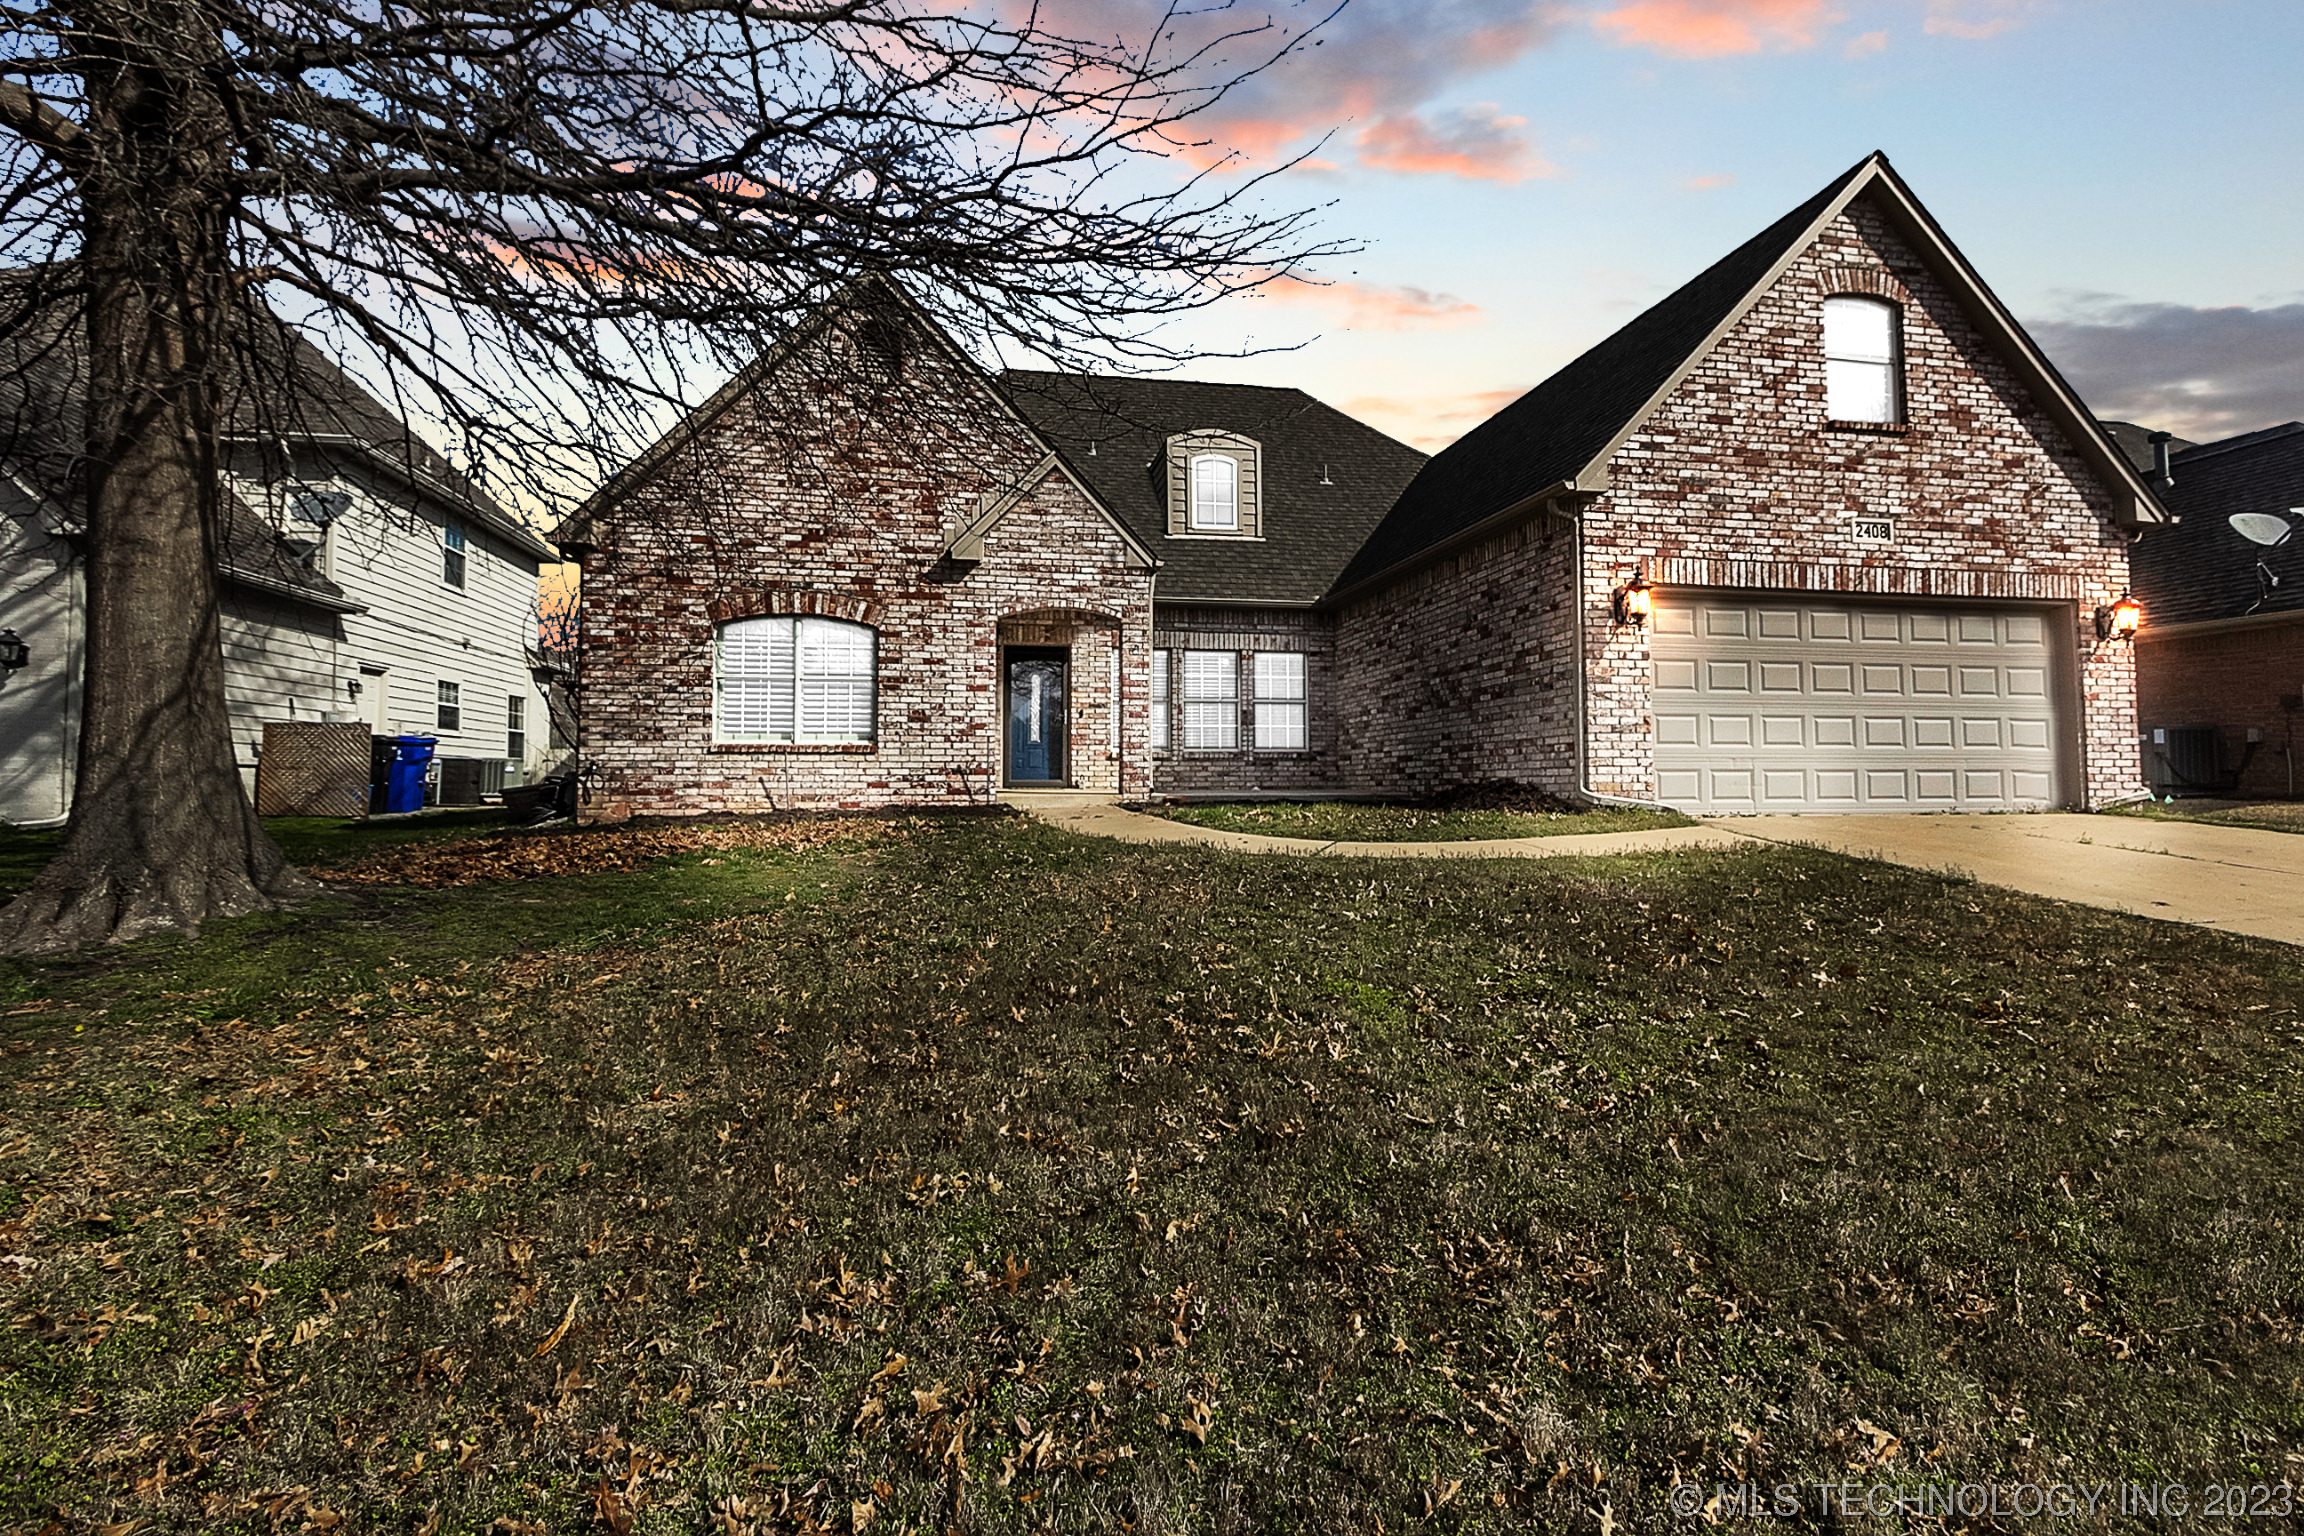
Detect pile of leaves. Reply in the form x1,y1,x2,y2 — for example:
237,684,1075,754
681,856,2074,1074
312,816,889,888
1422,779,1587,816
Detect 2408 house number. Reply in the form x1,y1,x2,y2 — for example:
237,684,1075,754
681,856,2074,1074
1851,517,1895,543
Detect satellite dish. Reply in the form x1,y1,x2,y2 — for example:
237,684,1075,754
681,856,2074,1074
290,489,353,527
2228,512,2293,547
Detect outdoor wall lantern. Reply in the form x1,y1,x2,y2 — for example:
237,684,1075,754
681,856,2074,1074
1611,573,1655,629
0,629,27,671
2094,593,2142,643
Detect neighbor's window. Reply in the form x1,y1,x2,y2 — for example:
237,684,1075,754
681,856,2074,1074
506,695,525,761
1253,652,1307,751
436,679,461,731
1823,295,1900,423
442,522,468,587
716,615,876,743
1189,454,1238,531
1181,650,1238,750
1150,648,1171,751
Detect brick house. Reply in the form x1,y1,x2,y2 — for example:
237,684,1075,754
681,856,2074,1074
560,153,2169,817
2120,422,2304,798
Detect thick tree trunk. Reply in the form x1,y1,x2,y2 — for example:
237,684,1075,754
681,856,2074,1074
0,4,312,956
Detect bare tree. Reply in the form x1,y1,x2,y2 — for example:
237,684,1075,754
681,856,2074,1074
0,0,1346,952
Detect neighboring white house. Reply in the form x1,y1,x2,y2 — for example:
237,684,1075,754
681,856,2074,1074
0,301,559,826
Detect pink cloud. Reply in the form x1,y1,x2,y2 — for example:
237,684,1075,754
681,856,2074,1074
1844,28,1889,57
1263,277,1482,330
1590,0,1842,57
1037,0,1574,172
1346,387,1528,446
1923,1,2031,39
1356,106,1556,182
1681,172,1736,191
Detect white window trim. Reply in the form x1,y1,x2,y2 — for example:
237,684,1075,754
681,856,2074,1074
1188,453,1239,531
1150,648,1171,752
1823,294,1902,425
442,521,468,589
1252,651,1307,752
436,679,461,732
1180,649,1239,751
714,615,877,745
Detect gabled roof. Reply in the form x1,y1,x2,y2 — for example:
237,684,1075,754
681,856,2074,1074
999,371,1426,605
1333,152,2172,598
2131,422,2304,628
2100,419,2198,477
0,273,550,563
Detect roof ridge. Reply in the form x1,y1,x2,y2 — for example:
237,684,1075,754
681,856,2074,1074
998,368,1320,398
2172,421,2304,464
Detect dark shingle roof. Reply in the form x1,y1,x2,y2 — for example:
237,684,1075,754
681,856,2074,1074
2098,419,2198,477
2130,422,2304,627
997,371,1427,605
1332,155,1878,593
0,275,550,563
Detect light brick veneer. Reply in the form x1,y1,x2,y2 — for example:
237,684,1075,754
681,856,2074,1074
2137,616,2304,798
575,331,1152,815
1337,200,2144,809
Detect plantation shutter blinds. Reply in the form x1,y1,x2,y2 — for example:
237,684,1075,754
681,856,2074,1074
797,618,874,740
1151,649,1170,750
1181,650,1237,749
1253,652,1306,750
718,619,797,740
1823,296,1898,423
717,617,874,742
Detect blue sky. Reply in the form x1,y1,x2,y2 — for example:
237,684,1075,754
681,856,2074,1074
1123,0,2304,449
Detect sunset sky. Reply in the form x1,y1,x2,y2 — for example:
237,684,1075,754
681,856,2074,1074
1114,0,2301,452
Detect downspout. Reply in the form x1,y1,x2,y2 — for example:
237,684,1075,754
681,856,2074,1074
1568,496,1668,810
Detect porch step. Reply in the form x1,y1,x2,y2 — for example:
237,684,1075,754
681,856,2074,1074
995,789,1122,810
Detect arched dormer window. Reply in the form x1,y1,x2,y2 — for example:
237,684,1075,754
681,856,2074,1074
1164,429,1261,536
716,615,876,743
1823,295,1901,424
1190,454,1238,530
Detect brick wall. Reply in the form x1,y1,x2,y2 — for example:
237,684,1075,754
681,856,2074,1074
2137,615,2304,799
1333,517,1580,798
576,322,1152,815
1335,197,2142,808
1151,605,1339,795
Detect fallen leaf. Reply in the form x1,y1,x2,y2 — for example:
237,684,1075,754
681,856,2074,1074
533,1293,579,1358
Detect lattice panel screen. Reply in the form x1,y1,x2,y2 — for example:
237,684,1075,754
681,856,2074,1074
256,721,373,818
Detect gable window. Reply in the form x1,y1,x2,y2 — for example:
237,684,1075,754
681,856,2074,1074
1253,652,1307,751
506,695,525,761
716,615,876,743
1150,648,1171,751
1180,650,1238,750
1823,295,1900,423
442,522,468,588
1189,454,1239,531
436,679,461,731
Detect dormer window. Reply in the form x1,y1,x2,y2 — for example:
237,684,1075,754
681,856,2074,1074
1165,430,1261,537
1190,454,1238,530
1823,295,1901,424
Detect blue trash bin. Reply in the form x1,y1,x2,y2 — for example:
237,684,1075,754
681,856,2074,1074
386,735,437,814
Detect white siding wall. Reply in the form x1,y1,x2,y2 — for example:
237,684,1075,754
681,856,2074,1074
0,480,82,825
219,589,350,795
233,445,551,786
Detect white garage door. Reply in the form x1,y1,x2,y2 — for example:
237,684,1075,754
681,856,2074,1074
1651,597,2064,813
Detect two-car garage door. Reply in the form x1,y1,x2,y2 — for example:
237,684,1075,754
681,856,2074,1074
1651,597,2066,813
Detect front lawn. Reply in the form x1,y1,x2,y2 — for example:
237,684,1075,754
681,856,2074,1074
2105,798,2304,835
1150,799,1696,842
1,817,2299,1533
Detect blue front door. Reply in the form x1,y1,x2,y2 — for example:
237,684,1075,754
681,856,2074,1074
1006,650,1068,785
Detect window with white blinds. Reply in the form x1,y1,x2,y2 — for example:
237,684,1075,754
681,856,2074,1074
716,616,876,743
1150,649,1170,751
1181,650,1237,750
1253,652,1306,750
1823,296,1900,423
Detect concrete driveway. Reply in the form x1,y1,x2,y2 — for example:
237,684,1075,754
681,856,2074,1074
1719,813,2304,946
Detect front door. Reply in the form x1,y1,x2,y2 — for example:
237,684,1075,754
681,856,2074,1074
1005,648,1068,785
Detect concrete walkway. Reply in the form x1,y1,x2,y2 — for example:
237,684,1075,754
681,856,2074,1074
1011,796,2304,945
1724,813,2304,946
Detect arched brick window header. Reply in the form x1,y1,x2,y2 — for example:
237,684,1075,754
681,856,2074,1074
1821,265,1910,305
707,588,883,627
